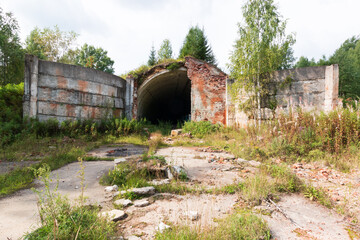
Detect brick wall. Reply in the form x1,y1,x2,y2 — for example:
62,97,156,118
185,57,228,125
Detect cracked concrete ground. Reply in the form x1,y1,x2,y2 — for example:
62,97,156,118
0,145,357,239
0,161,114,239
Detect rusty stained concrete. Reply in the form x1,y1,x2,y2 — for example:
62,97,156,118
24,54,339,127
23,55,126,122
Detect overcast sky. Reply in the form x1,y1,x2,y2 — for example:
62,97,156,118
2,0,360,75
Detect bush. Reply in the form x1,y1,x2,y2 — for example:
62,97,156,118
183,121,221,138
0,83,25,146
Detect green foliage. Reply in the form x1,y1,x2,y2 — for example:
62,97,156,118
228,0,295,121
303,185,333,208
0,7,24,85
0,83,25,146
183,121,221,138
295,35,360,100
0,165,37,196
31,118,146,139
147,44,157,66
25,164,116,240
294,56,318,68
157,39,173,61
155,209,270,240
329,36,360,100
25,25,78,64
275,107,360,155
179,25,216,64
74,43,115,74
166,62,181,71
100,162,153,190
121,64,150,82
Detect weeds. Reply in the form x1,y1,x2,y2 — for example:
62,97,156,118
183,121,221,138
25,162,116,239
197,106,360,172
155,209,270,240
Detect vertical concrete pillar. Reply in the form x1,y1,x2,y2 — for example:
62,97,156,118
23,55,39,118
324,64,339,112
125,76,134,119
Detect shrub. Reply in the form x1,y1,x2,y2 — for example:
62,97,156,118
0,83,25,146
100,162,151,190
183,121,221,138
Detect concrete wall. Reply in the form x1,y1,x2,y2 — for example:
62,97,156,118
226,65,339,127
185,57,228,125
23,55,126,122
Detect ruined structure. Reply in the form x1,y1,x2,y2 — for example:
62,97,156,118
23,54,339,127
23,55,125,122
226,64,339,127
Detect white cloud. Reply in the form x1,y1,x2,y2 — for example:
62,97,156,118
2,0,360,74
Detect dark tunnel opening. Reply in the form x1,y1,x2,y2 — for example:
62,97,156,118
137,68,191,124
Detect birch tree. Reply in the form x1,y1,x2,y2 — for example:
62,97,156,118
228,0,295,125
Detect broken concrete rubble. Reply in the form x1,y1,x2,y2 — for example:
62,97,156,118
101,209,127,222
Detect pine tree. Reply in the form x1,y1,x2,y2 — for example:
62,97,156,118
147,44,156,66
179,26,216,64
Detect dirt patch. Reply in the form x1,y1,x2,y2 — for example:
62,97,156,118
0,161,40,175
121,193,239,239
156,147,242,188
261,194,351,239
291,162,360,221
87,143,147,158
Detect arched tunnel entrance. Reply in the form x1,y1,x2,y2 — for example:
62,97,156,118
137,68,191,124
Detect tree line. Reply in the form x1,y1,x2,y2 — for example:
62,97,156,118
294,37,360,101
0,7,115,86
147,25,216,66
1,1,359,102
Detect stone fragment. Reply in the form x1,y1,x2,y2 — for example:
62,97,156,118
113,190,127,197
167,166,187,179
114,158,127,165
236,158,248,164
105,185,118,192
101,209,126,222
114,199,132,207
156,222,170,233
150,179,171,185
187,211,200,221
166,168,174,180
127,236,142,240
171,129,182,137
130,186,155,196
248,160,261,167
134,199,150,207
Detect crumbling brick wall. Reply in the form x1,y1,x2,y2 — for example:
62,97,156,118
185,57,228,125
23,55,126,122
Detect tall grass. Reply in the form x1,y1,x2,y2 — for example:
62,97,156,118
183,121,221,138
25,162,116,240
201,104,360,171
274,105,360,154
155,209,270,240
